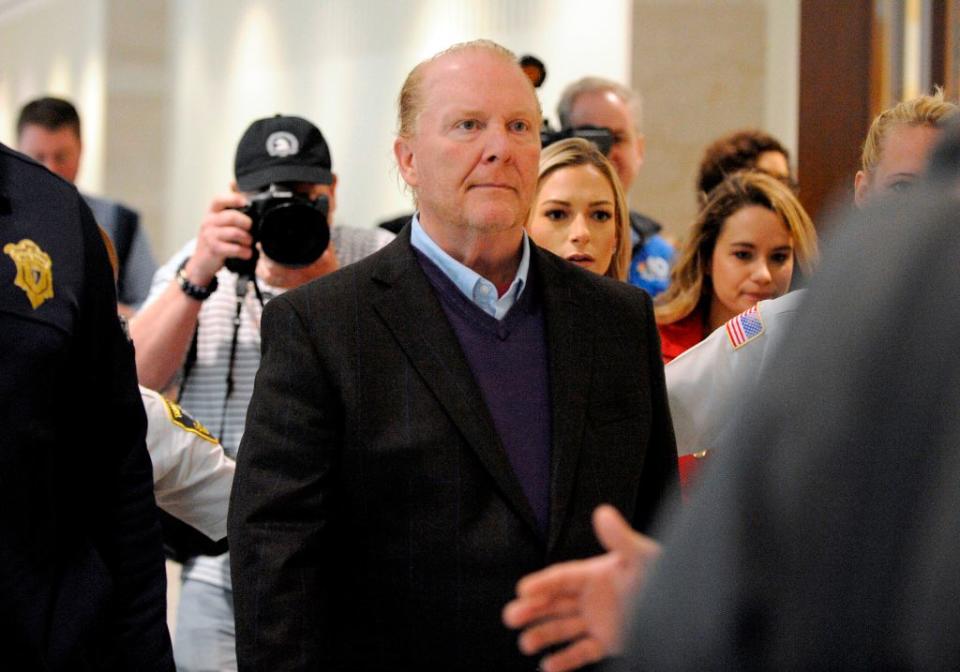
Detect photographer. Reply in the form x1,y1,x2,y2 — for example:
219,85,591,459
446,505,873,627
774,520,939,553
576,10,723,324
129,114,392,671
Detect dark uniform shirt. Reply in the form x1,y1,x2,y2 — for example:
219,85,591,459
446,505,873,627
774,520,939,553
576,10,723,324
0,144,173,671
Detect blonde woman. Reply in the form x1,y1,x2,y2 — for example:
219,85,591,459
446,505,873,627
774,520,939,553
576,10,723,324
526,138,631,280
656,171,818,364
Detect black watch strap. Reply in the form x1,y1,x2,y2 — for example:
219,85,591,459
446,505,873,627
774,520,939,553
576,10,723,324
176,257,218,301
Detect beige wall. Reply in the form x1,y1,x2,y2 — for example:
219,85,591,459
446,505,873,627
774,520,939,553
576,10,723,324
631,0,799,240
102,0,169,255
162,0,633,258
0,0,107,190
0,0,799,258
0,0,168,256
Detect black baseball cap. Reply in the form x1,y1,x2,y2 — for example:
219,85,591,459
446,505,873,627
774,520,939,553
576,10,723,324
234,114,333,191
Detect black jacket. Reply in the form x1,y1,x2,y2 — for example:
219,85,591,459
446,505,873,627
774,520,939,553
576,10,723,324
0,145,172,671
230,227,678,671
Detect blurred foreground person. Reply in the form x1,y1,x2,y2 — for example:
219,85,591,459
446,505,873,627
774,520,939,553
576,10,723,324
623,128,960,671
527,137,631,280
505,122,960,671
0,143,172,669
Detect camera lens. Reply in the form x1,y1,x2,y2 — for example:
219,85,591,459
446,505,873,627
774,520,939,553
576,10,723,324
259,200,330,267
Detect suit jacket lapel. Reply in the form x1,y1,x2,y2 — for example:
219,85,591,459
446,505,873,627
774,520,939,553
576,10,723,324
369,230,542,538
535,249,596,553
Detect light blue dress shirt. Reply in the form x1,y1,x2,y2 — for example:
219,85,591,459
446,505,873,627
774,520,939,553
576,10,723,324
410,213,530,321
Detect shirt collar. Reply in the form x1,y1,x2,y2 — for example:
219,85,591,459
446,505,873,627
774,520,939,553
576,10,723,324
410,212,530,320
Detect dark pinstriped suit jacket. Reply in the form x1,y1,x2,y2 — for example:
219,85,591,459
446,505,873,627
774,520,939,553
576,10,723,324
229,226,677,671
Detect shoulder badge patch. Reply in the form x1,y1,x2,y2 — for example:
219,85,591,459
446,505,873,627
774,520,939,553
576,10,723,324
725,303,765,350
4,239,53,309
161,396,219,444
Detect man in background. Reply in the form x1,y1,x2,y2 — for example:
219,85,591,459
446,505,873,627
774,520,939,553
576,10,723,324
557,77,674,297
17,96,157,313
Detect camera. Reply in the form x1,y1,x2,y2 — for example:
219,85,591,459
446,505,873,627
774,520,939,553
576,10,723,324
226,184,330,275
541,124,615,156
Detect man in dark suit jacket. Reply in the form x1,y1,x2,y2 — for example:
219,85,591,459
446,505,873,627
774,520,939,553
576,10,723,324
0,143,172,670
229,40,676,671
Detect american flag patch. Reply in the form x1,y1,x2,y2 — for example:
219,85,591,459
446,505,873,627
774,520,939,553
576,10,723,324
725,304,765,349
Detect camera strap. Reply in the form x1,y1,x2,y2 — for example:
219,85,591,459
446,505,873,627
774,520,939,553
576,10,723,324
217,272,266,440
178,271,268,445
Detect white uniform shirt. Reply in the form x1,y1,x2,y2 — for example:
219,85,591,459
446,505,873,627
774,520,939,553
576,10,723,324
141,386,234,541
666,291,806,457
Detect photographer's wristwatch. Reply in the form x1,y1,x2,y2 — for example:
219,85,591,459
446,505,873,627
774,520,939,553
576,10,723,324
176,257,219,301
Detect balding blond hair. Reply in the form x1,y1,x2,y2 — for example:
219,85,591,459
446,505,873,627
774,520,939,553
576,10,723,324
861,89,958,174
396,39,537,139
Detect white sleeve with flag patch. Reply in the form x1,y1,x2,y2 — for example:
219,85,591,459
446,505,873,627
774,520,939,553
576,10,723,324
666,291,805,457
141,386,235,540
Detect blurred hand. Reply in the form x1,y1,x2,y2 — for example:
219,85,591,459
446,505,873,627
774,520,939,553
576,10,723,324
184,192,253,285
502,505,661,672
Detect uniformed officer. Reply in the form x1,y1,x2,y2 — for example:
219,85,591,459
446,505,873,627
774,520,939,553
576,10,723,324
142,386,235,542
97,227,235,544
0,142,173,669
666,291,804,462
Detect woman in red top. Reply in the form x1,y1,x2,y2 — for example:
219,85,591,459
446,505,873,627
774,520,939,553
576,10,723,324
656,171,818,485
656,171,817,360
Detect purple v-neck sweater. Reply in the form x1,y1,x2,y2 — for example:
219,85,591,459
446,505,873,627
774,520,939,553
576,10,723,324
415,251,553,533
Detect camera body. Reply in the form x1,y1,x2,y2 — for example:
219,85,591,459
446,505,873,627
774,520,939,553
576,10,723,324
541,124,615,156
226,184,330,275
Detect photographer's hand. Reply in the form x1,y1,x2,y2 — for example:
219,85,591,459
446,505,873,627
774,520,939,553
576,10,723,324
185,193,253,285
131,192,250,390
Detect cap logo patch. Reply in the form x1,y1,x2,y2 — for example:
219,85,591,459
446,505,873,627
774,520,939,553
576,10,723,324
4,238,54,309
265,131,299,158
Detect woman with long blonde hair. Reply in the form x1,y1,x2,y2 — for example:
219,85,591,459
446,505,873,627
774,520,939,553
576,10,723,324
526,137,631,280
